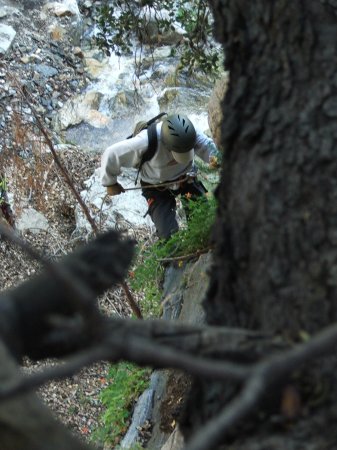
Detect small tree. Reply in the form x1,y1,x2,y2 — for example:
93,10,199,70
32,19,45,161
94,0,221,75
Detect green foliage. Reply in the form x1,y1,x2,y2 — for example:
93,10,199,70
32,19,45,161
167,194,217,254
130,194,217,315
0,176,7,205
94,0,221,75
92,362,151,446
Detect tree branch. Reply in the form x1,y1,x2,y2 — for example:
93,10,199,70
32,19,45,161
2,221,337,449
0,224,134,359
185,321,337,449
8,73,142,319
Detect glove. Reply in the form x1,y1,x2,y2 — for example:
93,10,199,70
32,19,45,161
209,156,220,170
106,183,125,196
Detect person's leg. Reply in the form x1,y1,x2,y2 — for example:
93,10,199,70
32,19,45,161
142,188,178,239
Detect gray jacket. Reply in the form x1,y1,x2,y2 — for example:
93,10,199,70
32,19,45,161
101,122,218,186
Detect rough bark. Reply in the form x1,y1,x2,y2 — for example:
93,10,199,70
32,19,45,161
207,0,337,335
182,0,337,447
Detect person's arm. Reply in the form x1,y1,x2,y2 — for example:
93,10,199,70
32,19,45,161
194,131,220,165
100,131,149,187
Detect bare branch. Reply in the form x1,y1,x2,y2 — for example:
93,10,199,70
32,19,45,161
0,223,101,320
0,227,134,359
7,73,141,318
2,220,337,449
12,80,99,235
1,308,337,440
158,246,214,263
0,331,249,401
185,321,337,449
121,281,143,319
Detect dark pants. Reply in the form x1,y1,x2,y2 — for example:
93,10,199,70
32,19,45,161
141,178,207,239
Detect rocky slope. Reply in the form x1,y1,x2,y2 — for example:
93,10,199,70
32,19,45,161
0,2,221,448
0,0,138,445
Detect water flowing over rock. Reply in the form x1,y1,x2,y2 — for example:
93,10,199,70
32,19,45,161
0,0,223,246
56,48,218,153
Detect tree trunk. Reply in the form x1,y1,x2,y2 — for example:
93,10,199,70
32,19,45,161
207,0,337,335
182,0,337,446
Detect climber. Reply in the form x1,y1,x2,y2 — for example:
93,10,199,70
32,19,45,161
100,113,220,239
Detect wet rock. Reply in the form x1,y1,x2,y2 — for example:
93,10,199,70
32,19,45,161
52,91,108,130
106,90,146,119
83,54,109,79
158,87,212,117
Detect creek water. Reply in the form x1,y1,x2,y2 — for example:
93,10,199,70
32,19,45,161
64,44,215,153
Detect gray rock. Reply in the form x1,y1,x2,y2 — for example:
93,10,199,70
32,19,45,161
32,64,59,78
16,208,49,234
139,7,185,46
0,23,16,55
119,387,155,448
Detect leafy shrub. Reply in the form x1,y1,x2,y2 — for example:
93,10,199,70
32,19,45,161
130,194,217,316
94,0,221,75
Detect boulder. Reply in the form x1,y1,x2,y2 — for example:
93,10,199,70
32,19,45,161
52,91,110,130
139,7,185,46
0,23,16,55
42,0,80,18
158,87,211,116
16,208,49,234
106,90,145,119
